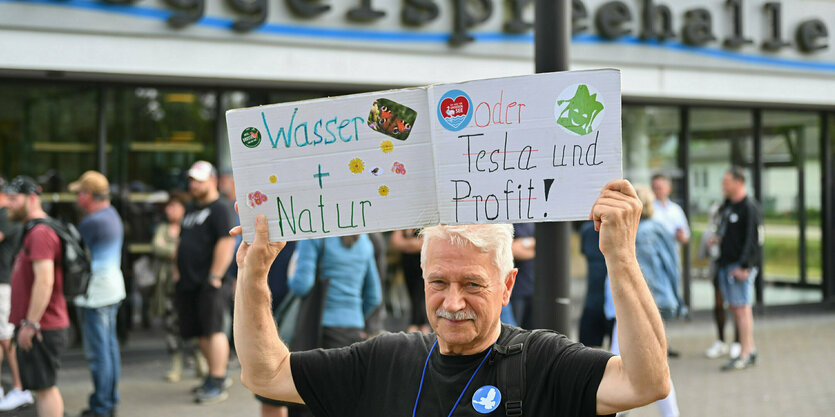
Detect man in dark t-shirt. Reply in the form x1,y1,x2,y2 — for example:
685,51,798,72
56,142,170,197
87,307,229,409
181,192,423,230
176,161,236,404
6,176,69,417
232,180,671,417
716,168,762,372
509,223,535,329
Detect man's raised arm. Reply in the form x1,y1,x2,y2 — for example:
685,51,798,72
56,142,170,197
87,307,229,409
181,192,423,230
591,180,670,415
231,214,303,404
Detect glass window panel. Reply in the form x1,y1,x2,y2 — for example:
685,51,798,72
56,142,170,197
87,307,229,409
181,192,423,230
687,108,753,310
0,82,98,223
622,106,681,189
761,111,822,304
107,87,218,252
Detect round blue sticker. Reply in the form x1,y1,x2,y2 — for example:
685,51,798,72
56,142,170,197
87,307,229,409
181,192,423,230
437,89,473,132
472,385,501,414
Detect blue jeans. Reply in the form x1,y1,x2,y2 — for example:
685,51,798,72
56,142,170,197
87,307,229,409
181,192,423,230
79,303,121,415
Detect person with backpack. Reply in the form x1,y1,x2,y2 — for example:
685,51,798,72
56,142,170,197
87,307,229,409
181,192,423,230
0,177,35,411
233,180,671,416
5,176,69,417
69,171,126,417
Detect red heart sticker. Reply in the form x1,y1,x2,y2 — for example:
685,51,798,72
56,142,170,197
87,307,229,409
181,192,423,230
441,96,469,119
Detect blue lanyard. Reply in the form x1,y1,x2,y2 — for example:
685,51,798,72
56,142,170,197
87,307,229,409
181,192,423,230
412,339,494,417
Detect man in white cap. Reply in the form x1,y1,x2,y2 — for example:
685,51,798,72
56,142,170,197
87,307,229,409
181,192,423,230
69,170,126,417
177,161,237,404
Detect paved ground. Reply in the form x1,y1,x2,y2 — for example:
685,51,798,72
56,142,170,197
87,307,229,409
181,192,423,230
0,306,832,417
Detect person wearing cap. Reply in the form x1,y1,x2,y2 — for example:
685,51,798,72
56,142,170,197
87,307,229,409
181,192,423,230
177,161,237,404
6,176,70,417
0,177,35,411
69,170,126,417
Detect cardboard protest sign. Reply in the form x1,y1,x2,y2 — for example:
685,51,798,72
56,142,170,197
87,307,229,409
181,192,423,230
226,69,621,242
429,70,621,225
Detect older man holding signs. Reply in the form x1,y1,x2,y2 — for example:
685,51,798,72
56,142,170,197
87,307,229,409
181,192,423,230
232,180,669,416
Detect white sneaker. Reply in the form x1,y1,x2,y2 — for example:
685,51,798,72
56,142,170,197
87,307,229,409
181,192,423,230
0,388,34,411
705,340,729,358
729,343,742,359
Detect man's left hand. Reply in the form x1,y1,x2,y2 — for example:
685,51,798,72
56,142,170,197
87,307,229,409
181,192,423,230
731,268,750,281
16,325,38,351
590,180,642,261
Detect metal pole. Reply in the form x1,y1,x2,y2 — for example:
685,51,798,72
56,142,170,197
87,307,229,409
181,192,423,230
679,107,692,311
97,87,108,176
752,109,764,309
533,0,572,334
821,112,834,302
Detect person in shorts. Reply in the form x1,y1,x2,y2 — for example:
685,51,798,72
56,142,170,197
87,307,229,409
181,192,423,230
6,176,70,417
0,177,35,411
176,161,236,404
716,167,762,371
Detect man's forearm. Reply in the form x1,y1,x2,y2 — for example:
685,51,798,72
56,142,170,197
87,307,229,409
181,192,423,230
210,237,236,278
607,257,669,389
27,261,54,323
234,264,292,394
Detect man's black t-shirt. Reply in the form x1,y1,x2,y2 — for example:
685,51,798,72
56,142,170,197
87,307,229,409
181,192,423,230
176,198,236,292
291,324,614,417
718,196,762,269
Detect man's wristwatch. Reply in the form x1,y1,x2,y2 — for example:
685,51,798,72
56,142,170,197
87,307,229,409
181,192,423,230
20,319,40,332
209,273,222,282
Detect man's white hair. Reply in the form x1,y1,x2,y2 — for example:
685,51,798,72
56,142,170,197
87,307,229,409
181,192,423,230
420,224,515,279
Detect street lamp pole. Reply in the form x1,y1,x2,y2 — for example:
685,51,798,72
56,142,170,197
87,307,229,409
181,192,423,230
532,0,573,335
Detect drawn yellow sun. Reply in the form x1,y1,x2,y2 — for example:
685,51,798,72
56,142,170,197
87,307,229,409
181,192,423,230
349,157,365,174
378,185,390,197
380,140,394,154
269,175,277,183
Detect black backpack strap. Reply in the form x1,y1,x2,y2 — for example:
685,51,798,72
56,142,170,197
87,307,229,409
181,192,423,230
494,330,528,416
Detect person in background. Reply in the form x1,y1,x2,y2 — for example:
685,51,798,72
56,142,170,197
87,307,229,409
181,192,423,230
0,177,34,411
699,202,740,359
579,221,613,348
650,174,690,246
649,174,689,357
70,171,126,417
715,168,762,371
6,176,69,417
219,170,240,361
284,235,382,417
389,229,429,333
177,161,236,404
509,223,535,329
150,191,207,382
363,232,387,337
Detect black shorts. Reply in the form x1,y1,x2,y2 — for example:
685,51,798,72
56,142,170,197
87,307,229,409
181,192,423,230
15,328,69,391
176,285,227,339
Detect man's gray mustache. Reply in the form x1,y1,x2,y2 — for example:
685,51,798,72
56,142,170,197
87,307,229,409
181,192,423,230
435,307,477,321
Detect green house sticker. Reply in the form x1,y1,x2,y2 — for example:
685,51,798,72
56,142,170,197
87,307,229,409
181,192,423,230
241,127,261,148
554,84,605,136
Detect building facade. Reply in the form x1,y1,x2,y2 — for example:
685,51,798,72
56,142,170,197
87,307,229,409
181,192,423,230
1,0,833,310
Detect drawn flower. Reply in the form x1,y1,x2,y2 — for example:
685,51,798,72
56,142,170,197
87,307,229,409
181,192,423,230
392,162,406,175
349,157,365,174
269,175,277,183
378,185,389,197
380,140,394,154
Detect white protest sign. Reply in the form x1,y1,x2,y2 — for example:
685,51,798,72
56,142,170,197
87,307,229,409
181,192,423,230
429,70,621,224
226,69,621,242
